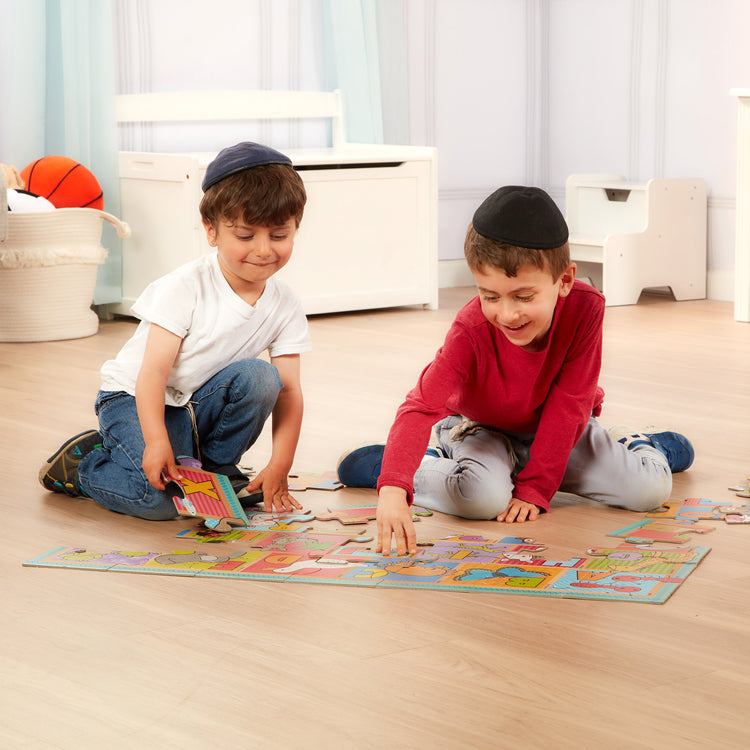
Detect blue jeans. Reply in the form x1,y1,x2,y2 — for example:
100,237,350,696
78,359,283,520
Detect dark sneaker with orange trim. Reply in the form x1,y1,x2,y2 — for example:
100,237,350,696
38,430,102,496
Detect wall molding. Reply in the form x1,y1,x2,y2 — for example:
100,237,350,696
424,0,437,146
525,0,551,187
628,0,643,179
653,0,668,178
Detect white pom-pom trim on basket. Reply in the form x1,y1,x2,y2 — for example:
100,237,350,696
0,169,130,342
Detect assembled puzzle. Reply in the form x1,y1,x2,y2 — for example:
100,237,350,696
31,462,750,603
26,494,724,603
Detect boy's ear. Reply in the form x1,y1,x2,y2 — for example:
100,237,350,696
558,262,577,297
203,220,218,247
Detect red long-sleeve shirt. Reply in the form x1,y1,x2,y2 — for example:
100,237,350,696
377,280,605,511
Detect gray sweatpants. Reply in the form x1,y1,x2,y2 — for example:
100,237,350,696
413,415,672,520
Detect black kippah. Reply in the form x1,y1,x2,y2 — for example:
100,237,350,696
202,141,292,191
472,186,569,249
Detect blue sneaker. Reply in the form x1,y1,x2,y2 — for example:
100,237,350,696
336,444,385,488
610,427,694,473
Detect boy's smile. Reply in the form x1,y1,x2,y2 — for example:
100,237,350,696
204,217,297,302
472,261,576,352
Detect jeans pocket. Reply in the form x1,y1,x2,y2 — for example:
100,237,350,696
94,390,130,416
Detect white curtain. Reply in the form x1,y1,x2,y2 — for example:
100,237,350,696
0,0,408,304
0,0,122,305
322,0,408,145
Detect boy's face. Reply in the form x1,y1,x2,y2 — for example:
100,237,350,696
472,261,576,352
204,216,296,293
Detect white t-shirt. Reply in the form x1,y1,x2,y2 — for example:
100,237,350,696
100,253,311,406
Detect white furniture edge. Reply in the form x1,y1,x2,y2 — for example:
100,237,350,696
114,90,439,315
116,89,347,150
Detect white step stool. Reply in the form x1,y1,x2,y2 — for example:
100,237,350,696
565,173,707,306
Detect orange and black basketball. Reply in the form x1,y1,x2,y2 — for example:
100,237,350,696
21,155,103,210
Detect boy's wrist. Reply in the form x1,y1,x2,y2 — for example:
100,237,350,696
265,457,294,476
378,485,409,505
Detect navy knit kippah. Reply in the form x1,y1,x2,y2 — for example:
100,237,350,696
472,186,569,249
202,141,292,191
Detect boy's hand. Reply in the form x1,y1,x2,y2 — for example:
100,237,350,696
376,486,417,556
497,497,541,523
245,465,302,513
143,439,181,490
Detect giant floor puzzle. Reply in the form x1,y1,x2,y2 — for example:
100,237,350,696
29,482,750,602
25,499,717,602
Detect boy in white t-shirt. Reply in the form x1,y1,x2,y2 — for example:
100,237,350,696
38,142,312,520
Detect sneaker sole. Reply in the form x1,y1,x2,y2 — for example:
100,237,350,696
38,430,101,494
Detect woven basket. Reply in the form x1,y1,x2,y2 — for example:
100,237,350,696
0,170,130,342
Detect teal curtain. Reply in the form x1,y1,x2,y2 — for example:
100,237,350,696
0,0,122,305
322,0,409,145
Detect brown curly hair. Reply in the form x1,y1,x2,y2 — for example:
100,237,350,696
199,163,306,229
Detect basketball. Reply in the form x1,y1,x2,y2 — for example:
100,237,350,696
20,155,104,210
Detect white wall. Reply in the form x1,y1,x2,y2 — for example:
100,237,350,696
408,0,750,298
115,0,750,300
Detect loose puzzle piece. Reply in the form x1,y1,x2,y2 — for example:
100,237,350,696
287,471,343,492
607,518,715,546
728,477,750,498
165,465,249,528
647,497,750,523
315,504,433,525
241,508,316,531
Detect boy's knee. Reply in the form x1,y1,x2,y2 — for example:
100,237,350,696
235,357,281,384
611,473,672,513
620,487,671,513
228,359,283,401
80,474,178,521
452,465,514,520
129,497,179,521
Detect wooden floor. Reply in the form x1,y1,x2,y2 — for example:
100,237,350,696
2,288,750,749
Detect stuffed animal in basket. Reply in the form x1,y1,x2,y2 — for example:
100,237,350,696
1,162,55,212
1,163,24,189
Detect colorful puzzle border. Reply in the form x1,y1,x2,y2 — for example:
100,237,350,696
28,487,750,603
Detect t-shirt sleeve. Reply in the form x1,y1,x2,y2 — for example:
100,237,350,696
267,287,312,358
130,269,196,339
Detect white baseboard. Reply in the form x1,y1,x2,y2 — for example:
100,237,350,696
706,269,733,302
439,259,474,288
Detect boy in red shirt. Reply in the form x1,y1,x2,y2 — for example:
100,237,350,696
337,186,693,555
